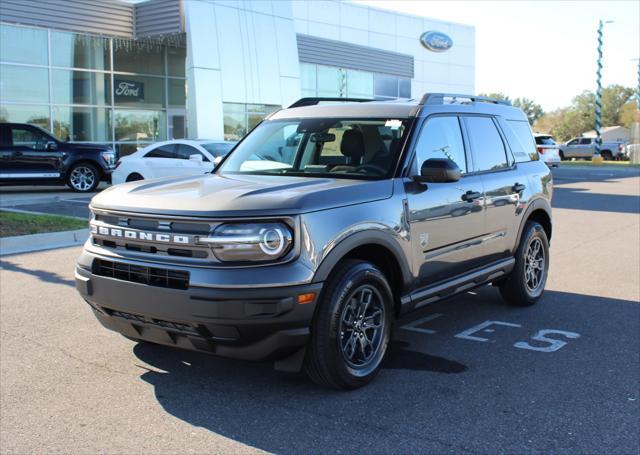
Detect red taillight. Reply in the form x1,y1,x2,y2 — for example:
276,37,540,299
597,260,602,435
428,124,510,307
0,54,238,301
537,146,545,154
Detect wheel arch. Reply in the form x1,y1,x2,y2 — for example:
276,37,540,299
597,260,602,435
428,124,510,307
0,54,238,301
516,199,552,250
312,231,412,316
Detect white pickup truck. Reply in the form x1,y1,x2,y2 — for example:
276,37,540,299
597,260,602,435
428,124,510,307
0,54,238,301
559,137,627,161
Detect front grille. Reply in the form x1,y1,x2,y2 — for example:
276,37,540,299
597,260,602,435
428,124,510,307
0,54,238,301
93,259,189,290
109,309,199,336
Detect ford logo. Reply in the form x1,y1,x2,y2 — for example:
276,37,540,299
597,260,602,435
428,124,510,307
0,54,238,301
420,31,453,52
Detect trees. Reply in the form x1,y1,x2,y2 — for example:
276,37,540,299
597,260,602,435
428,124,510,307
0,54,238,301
478,93,543,125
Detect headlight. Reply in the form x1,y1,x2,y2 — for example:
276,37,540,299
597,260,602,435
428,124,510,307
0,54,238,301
101,151,116,166
200,223,293,262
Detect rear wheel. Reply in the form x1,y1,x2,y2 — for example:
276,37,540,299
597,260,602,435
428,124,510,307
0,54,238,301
499,221,549,306
304,259,393,389
67,163,100,192
126,173,144,182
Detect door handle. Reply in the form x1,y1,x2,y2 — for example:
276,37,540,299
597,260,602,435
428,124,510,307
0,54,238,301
512,183,526,193
461,190,482,202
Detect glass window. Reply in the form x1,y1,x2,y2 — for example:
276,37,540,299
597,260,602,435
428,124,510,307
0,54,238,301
465,116,509,172
247,104,279,131
175,144,208,161
0,64,49,103
505,120,537,163
579,138,591,145
168,79,185,108
374,74,398,99
347,70,373,99
51,31,110,70
300,63,317,97
113,109,166,142
0,104,49,130
535,135,556,145
145,143,177,159
399,78,411,98
223,103,247,141
317,65,345,97
0,24,48,65
116,143,148,157
52,106,111,142
414,116,467,174
113,39,164,75
113,75,164,108
10,125,52,150
201,142,236,158
167,46,186,77
51,69,110,105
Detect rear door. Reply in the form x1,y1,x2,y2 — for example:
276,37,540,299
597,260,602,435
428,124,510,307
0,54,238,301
463,115,523,264
7,124,62,179
404,115,487,288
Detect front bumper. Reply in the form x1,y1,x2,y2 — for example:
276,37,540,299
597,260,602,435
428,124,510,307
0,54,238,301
75,259,323,362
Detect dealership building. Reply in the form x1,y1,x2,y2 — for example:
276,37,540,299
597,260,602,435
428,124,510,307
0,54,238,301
0,0,475,156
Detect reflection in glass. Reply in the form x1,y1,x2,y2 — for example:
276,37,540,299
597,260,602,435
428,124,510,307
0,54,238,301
300,63,317,96
51,69,110,105
317,65,345,97
51,31,109,70
347,69,373,99
399,78,411,98
116,142,151,158
0,104,50,130
113,39,164,75
113,109,166,142
374,74,398,99
168,79,186,108
0,64,49,103
52,106,111,142
167,45,186,77
223,103,247,141
0,24,48,65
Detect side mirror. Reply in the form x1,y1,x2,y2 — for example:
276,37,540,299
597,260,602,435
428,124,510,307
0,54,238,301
46,141,58,151
213,156,223,167
415,158,461,183
189,154,203,163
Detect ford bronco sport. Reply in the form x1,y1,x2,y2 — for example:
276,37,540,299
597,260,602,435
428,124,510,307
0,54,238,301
76,94,553,389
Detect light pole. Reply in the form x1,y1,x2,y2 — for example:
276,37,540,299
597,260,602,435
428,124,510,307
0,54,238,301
594,20,614,162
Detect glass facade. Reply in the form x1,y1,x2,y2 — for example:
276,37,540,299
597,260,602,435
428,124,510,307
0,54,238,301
0,23,186,156
223,103,280,141
300,62,410,100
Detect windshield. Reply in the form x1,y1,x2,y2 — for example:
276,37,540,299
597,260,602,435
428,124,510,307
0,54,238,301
218,118,411,179
202,142,236,157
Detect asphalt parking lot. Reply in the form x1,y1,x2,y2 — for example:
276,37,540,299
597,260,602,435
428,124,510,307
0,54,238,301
1,166,639,454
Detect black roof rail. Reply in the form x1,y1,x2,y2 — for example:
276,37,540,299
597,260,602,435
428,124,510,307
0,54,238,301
419,93,511,106
288,97,373,108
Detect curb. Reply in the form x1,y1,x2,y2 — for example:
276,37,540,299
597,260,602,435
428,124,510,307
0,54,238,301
0,228,89,256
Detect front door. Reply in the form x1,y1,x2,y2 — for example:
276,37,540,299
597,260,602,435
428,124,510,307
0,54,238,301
7,125,63,180
404,115,487,289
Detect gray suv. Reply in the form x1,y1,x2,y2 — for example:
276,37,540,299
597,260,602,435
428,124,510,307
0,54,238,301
75,94,553,389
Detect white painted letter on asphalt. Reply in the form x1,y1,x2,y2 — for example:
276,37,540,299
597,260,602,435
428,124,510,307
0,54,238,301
514,329,581,353
455,320,522,342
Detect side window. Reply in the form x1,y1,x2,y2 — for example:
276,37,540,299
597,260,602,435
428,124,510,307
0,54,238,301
11,126,50,150
144,144,177,159
414,116,467,173
568,139,579,145
504,120,538,163
465,116,509,172
176,144,208,161
579,138,591,145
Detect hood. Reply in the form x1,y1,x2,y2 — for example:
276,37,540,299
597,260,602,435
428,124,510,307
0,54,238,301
91,173,394,217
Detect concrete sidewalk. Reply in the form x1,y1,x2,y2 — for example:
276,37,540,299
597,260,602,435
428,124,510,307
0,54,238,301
0,229,89,256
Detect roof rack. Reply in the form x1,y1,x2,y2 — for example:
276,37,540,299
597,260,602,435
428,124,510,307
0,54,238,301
288,97,373,108
419,93,511,106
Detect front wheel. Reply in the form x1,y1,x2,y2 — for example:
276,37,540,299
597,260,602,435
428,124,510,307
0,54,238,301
67,163,100,192
499,221,549,306
304,259,393,389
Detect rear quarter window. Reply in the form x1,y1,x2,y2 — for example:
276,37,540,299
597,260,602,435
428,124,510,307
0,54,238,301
503,120,538,162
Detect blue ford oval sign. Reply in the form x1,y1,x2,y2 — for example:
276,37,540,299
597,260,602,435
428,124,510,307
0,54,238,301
420,31,453,52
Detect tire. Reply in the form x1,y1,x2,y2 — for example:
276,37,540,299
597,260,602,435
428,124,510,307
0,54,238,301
67,162,100,192
499,221,549,306
126,173,144,182
601,150,613,161
559,150,565,161
304,259,393,390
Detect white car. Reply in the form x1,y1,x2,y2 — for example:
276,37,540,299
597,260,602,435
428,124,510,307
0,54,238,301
112,139,236,185
534,134,561,167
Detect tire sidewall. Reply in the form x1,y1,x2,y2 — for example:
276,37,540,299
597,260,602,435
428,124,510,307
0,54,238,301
67,163,99,192
518,222,549,300
321,262,393,386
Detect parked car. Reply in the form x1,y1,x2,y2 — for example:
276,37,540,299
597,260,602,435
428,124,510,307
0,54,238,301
76,94,553,389
559,137,626,161
112,139,237,185
534,134,561,167
0,122,115,192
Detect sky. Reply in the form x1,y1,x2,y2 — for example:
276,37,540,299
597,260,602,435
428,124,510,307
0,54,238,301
356,0,640,112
